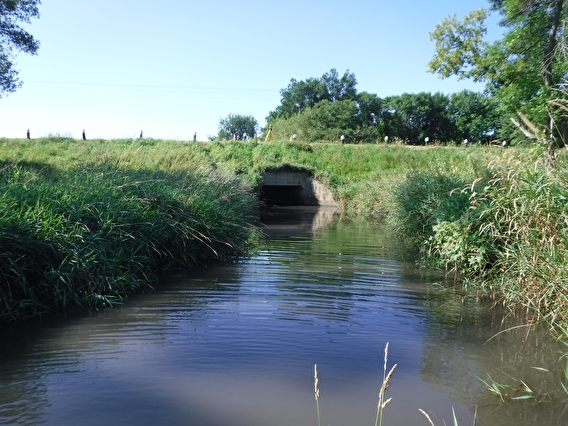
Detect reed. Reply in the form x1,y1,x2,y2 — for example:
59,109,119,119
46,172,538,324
0,160,257,321
313,343,477,426
375,342,397,426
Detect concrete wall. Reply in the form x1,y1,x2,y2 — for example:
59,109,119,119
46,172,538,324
259,168,337,206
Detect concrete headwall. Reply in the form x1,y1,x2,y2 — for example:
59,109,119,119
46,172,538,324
259,167,337,206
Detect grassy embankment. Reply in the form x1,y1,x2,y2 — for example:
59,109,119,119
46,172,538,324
202,139,568,338
0,137,258,321
1,137,567,337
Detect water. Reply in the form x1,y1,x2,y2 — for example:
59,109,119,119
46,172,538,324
0,207,566,425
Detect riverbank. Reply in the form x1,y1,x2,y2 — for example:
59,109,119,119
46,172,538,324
1,137,567,336
0,137,258,321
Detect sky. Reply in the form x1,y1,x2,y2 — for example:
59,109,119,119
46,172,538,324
0,0,501,141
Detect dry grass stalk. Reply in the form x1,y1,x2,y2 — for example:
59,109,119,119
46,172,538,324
419,409,436,426
314,364,320,401
375,342,397,426
314,364,321,426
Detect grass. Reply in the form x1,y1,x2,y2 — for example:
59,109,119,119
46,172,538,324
314,343,475,426
421,147,568,336
0,150,258,321
314,342,568,425
375,342,397,426
1,136,567,335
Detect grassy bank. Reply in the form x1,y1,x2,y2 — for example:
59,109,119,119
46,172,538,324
206,140,568,336
421,148,568,335
0,137,257,321
376,143,568,336
1,137,567,334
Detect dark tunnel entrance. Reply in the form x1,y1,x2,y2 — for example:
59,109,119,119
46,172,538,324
259,185,314,206
257,166,337,207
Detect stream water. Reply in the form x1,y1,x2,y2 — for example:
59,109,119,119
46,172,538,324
0,207,566,425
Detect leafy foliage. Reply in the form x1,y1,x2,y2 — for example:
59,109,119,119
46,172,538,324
449,90,499,141
0,0,41,96
269,88,500,144
270,99,359,143
217,113,259,140
267,68,358,121
428,1,568,145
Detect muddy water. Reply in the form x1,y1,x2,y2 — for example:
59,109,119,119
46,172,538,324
0,207,566,426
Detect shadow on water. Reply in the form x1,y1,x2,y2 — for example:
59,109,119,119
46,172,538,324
0,206,567,425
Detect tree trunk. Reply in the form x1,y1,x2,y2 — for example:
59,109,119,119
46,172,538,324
543,0,564,87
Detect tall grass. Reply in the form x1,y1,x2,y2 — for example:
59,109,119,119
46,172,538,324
417,147,568,335
2,137,564,331
375,342,397,426
314,343,474,426
0,159,257,321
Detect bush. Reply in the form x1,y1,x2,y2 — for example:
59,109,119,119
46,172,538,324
422,152,568,333
389,171,474,246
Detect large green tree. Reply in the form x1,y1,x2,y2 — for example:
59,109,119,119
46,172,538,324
270,99,359,143
217,113,259,140
449,90,499,142
384,92,454,144
266,68,357,121
0,0,41,97
428,0,568,145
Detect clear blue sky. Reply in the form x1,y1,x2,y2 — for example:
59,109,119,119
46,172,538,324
0,0,500,141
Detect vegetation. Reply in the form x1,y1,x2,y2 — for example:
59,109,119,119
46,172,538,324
1,135,567,341
266,68,358,122
215,113,259,141
0,0,41,97
265,69,500,144
315,341,568,425
209,138,568,339
315,343,475,426
421,147,568,334
429,0,568,146
0,137,258,321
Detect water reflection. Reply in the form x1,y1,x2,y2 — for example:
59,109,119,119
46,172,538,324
0,208,566,426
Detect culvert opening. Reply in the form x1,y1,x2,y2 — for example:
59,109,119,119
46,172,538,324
257,166,337,207
259,185,314,206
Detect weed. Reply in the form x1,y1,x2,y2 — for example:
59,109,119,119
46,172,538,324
315,343,476,426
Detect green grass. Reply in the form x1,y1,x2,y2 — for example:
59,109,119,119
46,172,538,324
1,136,567,334
0,139,258,321
420,147,568,336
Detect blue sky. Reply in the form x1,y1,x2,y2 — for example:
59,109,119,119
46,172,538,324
0,0,500,141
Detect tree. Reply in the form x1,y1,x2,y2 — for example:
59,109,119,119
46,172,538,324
449,90,500,142
217,113,259,140
384,92,455,144
0,0,41,97
353,91,384,142
428,1,568,145
270,99,359,143
266,68,357,121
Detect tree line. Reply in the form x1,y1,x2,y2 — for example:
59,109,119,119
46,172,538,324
216,1,568,147
216,69,500,145
3,1,568,148
265,70,500,144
